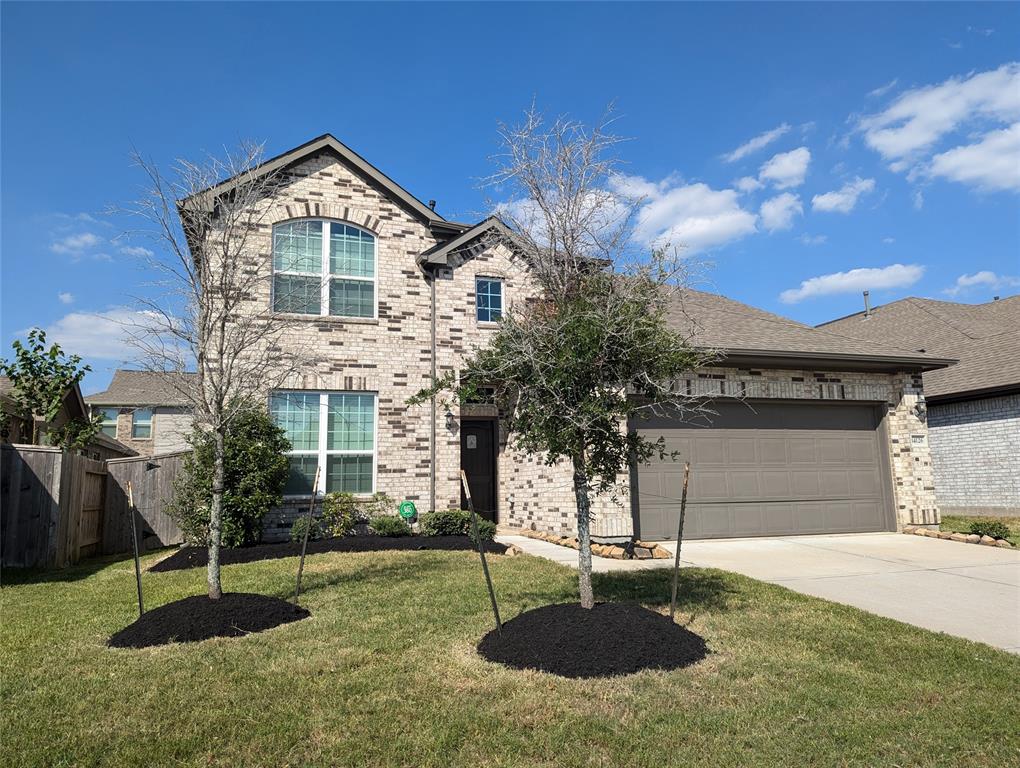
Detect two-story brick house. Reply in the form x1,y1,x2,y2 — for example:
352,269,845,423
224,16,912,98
191,134,954,544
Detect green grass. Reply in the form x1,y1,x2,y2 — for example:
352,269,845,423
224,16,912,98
941,514,1020,546
3,548,1019,767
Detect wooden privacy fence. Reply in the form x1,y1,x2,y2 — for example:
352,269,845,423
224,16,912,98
1,445,186,569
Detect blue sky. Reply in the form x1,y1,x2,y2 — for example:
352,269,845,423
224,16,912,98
2,2,1018,394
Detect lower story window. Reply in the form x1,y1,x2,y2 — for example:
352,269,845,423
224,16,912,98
98,408,118,438
270,391,376,495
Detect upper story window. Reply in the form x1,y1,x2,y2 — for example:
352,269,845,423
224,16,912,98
476,278,503,323
272,220,376,319
132,408,153,439
97,408,118,438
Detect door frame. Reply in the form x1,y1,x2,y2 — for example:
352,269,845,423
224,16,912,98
460,417,499,523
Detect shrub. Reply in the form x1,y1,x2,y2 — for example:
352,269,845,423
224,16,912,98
419,509,470,536
289,515,321,544
370,516,411,537
418,508,496,543
320,492,360,537
169,400,290,548
968,518,1010,540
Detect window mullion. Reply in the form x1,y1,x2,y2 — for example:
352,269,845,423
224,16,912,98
317,393,329,493
321,224,330,317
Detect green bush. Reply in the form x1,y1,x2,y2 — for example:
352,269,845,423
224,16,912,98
418,508,496,543
289,515,321,544
169,400,290,548
370,516,411,537
968,518,1010,540
288,492,396,543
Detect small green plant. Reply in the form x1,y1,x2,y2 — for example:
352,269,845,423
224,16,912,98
968,518,1010,540
370,516,411,537
320,492,359,537
418,509,496,543
290,515,321,544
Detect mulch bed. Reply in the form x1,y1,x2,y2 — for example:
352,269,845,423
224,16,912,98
108,593,309,649
478,602,709,678
149,535,508,573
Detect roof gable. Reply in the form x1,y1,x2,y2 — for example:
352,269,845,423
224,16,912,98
183,134,459,230
85,370,197,407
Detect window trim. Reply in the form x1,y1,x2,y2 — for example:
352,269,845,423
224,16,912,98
272,390,378,497
270,219,378,320
131,408,153,440
475,276,504,323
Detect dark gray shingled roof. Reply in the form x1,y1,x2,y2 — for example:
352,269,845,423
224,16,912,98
671,289,955,371
818,295,1019,400
84,370,197,407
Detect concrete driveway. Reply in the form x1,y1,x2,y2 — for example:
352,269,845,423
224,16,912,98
661,533,1020,652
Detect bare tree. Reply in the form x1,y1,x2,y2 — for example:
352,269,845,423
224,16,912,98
120,142,312,599
416,107,716,609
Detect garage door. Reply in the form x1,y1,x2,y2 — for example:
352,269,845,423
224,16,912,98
632,401,894,540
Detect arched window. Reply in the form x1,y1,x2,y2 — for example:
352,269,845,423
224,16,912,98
272,220,376,318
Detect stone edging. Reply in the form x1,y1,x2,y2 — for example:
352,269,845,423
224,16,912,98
513,529,673,560
903,525,1014,549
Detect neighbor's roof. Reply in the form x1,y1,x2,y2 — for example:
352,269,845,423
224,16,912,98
670,290,955,373
818,295,1020,400
180,133,467,232
84,370,197,407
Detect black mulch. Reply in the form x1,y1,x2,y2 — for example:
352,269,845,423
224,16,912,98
108,593,310,649
477,602,709,678
149,535,508,573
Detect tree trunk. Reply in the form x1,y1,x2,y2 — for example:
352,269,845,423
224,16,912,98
207,427,225,600
572,459,595,610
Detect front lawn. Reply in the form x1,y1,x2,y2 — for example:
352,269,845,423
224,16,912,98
941,513,1020,546
2,547,1019,767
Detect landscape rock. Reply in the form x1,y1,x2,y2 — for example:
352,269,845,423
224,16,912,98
966,534,981,543
633,546,653,559
652,547,672,559
949,533,969,543
980,535,997,545
996,539,1013,548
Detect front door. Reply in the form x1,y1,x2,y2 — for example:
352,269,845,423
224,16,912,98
460,419,497,521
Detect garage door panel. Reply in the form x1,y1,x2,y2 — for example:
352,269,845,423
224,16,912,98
633,401,892,540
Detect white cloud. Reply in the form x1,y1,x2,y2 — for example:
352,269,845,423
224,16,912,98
944,270,1020,297
882,237,896,244
50,232,102,255
621,178,758,253
868,79,899,98
857,63,1020,182
811,177,876,213
58,292,74,305
798,233,828,246
27,307,151,361
119,245,154,258
733,176,764,193
722,124,791,163
759,193,803,232
780,264,924,303
928,122,1020,192
758,147,811,189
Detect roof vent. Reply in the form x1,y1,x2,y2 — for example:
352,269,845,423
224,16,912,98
428,199,437,211
993,295,1000,301
863,290,871,318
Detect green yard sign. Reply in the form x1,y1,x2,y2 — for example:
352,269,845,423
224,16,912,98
398,501,417,520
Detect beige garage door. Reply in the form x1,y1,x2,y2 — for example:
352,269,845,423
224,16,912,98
632,401,894,540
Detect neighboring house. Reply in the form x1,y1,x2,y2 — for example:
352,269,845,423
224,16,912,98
0,376,135,461
185,133,953,543
84,370,196,455
820,295,1020,517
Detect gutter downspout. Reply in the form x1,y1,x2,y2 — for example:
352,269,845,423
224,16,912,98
429,267,437,514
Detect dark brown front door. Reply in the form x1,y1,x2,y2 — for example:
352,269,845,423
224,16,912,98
460,419,497,521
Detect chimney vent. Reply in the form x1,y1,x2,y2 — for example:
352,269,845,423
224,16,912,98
428,199,437,211
863,290,871,318
993,295,1000,301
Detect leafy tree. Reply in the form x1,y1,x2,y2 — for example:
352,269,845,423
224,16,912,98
0,329,101,449
413,108,713,609
169,400,291,548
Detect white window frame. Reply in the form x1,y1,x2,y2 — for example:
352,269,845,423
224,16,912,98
131,408,153,439
273,391,378,497
271,219,378,319
475,276,504,323
95,407,119,438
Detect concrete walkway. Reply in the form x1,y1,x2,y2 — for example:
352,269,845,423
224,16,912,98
498,532,1020,652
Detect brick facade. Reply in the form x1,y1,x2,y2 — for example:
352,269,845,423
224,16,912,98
215,147,940,543
928,393,1020,515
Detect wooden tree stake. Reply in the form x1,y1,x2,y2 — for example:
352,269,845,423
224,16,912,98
461,470,502,636
127,481,144,618
293,464,321,605
669,461,691,622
